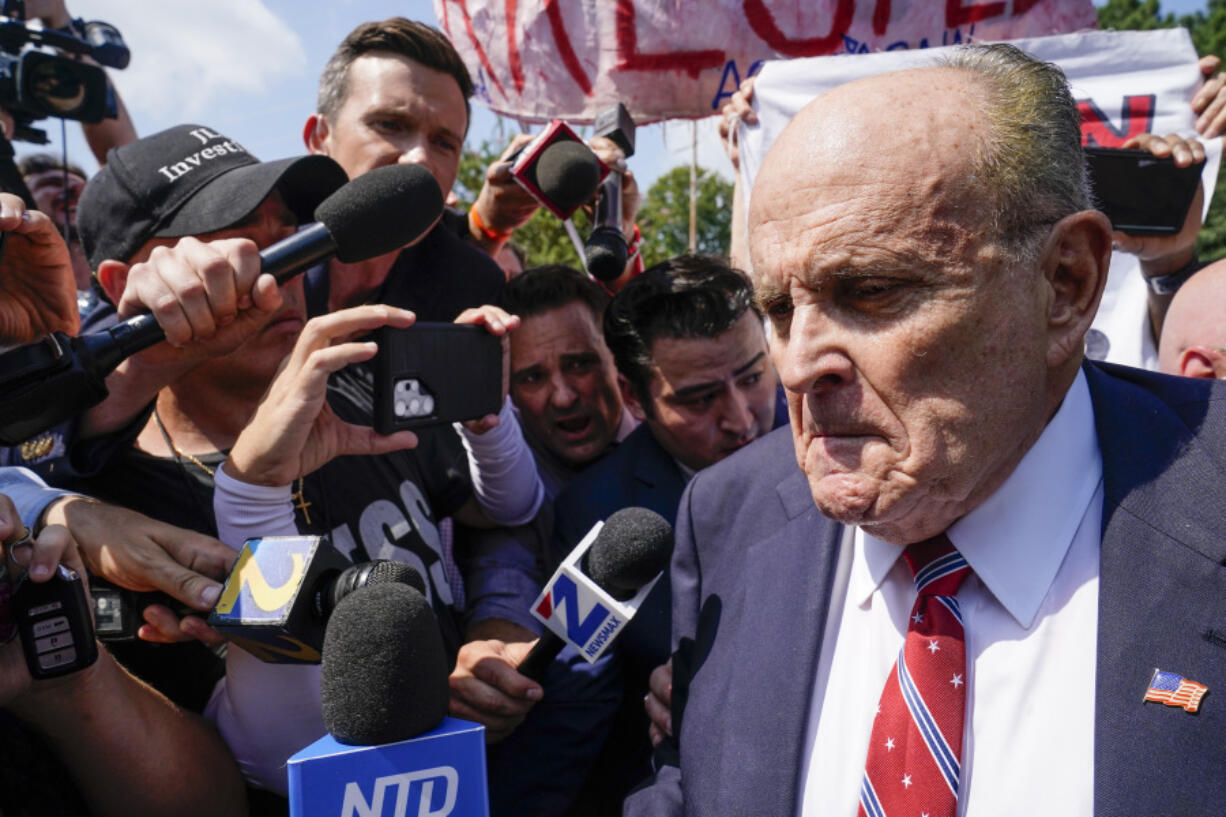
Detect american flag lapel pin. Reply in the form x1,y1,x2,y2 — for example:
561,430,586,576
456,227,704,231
1143,668,1208,713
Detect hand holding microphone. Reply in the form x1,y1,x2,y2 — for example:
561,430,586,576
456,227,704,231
584,105,639,283
0,163,444,446
518,507,673,683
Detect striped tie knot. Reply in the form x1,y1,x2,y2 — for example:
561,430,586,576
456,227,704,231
904,535,970,598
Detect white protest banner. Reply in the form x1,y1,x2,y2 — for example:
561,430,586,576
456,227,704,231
434,0,1096,123
739,27,1220,369
741,28,1214,191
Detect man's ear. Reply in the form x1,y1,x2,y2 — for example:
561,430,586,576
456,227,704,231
96,259,130,306
1177,346,1225,379
1042,209,1113,368
303,113,329,155
619,374,648,423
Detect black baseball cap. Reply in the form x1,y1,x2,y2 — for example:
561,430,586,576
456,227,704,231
78,124,348,270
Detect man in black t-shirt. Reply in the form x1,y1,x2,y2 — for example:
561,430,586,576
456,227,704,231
61,121,498,683
301,18,504,318
61,121,533,806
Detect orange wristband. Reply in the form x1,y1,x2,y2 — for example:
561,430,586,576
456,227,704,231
469,206,512,242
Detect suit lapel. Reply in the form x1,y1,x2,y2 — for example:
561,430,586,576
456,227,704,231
1087,363,1226,815
630,430,688,520
712,469,841,816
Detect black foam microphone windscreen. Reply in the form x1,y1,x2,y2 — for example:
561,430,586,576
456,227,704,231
582,507,674,601
316,163,444,263
534,140,602,214
320,583,449,745
584,225,629,282
316,560,427,620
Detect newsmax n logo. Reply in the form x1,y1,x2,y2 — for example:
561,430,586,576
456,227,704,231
340,767,457,817
534,574,621,659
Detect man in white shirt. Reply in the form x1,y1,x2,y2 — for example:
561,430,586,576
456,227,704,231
626,43,1226,817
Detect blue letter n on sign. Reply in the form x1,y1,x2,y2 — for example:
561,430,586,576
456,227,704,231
550,574,610,646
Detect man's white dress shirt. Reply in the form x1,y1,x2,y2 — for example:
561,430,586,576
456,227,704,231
800,371,1104,816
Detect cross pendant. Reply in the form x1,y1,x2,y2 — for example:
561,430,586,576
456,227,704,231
293,489,312,526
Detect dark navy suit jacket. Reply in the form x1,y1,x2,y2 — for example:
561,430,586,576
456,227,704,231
487,425,688,817
625,362,1226,817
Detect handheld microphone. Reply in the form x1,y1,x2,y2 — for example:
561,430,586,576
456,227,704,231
508,119,607,220
288,583,489,817
0,163,444,447
583,104,637,282
517,507,673,682
583,176,628,282
207,535,426,664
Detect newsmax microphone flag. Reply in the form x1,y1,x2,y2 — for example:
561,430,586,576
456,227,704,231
518,507,673,681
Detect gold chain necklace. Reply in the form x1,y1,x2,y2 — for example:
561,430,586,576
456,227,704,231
152,407,313,525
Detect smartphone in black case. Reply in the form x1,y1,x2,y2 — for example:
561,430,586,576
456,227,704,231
1084,146,1203,236
373,323,503,433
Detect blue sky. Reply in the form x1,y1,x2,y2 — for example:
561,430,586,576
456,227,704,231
27,0,1213,194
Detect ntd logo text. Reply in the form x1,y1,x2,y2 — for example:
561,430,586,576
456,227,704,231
340,766,458,817
535,574,611,647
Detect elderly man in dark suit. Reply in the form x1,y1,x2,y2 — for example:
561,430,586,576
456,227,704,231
626,43,1225,817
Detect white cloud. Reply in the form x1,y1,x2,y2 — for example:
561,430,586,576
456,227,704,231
79,0,306,125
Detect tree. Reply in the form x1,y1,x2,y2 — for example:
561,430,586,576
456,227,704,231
456,142,736,270
636,165,734,267
1098,0,1226,261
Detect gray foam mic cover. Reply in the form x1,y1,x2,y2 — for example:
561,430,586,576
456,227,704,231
582,507,674,600
320,583,449,745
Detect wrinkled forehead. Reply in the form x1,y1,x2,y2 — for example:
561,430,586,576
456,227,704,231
748,68,988,278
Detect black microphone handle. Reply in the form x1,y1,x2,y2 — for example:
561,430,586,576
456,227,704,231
86,222,338,373
516,631,566,684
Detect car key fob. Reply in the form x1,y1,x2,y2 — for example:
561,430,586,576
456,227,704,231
14,564,98,679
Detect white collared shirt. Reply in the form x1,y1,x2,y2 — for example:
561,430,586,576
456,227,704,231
1088,256,1158,370
799,370,1104,817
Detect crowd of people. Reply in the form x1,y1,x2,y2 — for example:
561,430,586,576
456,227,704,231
0,4,1224,817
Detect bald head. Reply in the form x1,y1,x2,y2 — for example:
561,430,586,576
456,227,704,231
751,45,1091,273
751,67,987,245
1158,259,1226,378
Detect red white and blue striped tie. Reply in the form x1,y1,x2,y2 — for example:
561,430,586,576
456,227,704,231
859,535,971,817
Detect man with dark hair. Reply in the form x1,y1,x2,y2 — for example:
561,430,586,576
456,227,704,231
601,254,776,476
447,266,637,814
498,264,630,488
522,255,777,815
300,16,504,322
313,17,473,138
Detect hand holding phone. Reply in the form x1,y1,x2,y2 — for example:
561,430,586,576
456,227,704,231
373,323,504,433
1085,145,1204,236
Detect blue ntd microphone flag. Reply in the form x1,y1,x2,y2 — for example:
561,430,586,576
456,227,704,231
288,717,488,817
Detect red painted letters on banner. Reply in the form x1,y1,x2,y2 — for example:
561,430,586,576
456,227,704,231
435,0,1096,122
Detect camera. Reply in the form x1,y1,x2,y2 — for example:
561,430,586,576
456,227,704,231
0,0,129,144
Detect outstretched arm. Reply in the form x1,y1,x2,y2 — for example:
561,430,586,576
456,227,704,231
0,491,246,817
